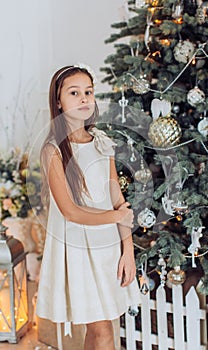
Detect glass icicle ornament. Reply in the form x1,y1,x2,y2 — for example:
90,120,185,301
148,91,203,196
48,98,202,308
167,266,186,285
138,259,150,295
157,254,167,287
127,137,137,162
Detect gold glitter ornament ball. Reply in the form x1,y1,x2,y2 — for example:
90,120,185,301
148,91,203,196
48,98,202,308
148,115,182,147
167,266,186,285
118,172,130,192
132,77,150,95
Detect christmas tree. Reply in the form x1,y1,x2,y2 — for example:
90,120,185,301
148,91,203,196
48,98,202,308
97,0,208,293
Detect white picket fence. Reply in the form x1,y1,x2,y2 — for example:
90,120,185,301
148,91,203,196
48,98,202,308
120,285,208,350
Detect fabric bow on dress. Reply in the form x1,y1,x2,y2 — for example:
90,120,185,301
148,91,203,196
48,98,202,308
89,127,117,156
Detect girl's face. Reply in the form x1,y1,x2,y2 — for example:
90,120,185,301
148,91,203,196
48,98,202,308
58,72,95,123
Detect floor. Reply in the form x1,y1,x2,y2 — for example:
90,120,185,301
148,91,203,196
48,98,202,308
0,281,126,350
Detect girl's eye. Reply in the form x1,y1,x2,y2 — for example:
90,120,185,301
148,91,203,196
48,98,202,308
86,90,93,95
71,91,78,96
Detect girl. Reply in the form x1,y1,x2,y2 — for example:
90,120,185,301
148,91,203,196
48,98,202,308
36,65,140,350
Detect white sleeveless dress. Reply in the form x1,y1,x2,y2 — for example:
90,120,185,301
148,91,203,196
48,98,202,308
36,127,141,326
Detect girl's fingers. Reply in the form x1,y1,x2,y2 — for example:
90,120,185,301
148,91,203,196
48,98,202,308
117,260,124,281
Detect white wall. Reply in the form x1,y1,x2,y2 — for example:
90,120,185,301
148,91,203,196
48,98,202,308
0,0,125,152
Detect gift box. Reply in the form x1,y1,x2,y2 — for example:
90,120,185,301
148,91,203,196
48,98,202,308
37,317,121,350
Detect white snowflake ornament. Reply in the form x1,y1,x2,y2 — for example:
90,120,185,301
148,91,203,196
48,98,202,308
137,208,156,228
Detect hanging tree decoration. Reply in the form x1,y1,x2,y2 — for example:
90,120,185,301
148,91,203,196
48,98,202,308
137,207,156,231
118,88,128,123
198,111,208,137
150,98,171,120
161,156,175,216
171,166,191,216
187,85,206,107
172,1,184,19
128,304,139,316
148,114,182,148
132,75,150,95
196,6,206,24
157,254,167,287
138,258,150,295
127,137,137,162
118,171,131,192
116,130,137,162
174,39,195,64
167,266,186,285
127,72,150,95
196,0,207,24
188,226,205,268
134,158,152,191
144,8,154,52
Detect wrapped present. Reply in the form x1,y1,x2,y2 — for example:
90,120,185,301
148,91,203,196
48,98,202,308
37,317,121,350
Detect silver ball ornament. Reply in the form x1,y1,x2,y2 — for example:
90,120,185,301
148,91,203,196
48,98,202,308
174,40,195,63
187,87,205,107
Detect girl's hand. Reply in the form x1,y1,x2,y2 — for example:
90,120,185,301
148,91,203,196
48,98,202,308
118,202,134,228
117,252,136,287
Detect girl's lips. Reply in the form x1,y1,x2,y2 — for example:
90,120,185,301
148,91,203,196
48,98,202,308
78,106,90,110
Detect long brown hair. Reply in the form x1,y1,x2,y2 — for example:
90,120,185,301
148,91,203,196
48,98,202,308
41,65,99,206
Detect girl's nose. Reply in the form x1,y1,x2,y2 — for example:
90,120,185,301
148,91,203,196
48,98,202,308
81,94,88,103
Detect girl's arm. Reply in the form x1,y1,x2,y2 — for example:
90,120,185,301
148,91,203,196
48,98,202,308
109,156,134,241
42,144,133,227
110,157,136,287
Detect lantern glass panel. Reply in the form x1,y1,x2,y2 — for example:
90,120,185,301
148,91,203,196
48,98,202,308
14,261,28,331
0,270,11,332
0,259,28,335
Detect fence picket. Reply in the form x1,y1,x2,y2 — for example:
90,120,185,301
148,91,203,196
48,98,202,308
125,312,136,350
120,285,207,350
172,285,185,349
140,292,152,350
156,285,169,349
186,287,201,350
